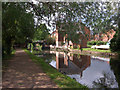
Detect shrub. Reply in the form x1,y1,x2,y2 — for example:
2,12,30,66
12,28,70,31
110,37,117,51
110,32,120,52
96,41,105,45
87,40,107,45
87,40,96,45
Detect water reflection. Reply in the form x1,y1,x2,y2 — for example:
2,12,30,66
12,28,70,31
36,51,119,88
92,72,118,88
54,52,91,77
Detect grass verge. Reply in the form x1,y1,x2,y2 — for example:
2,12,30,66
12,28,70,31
82,48,111,53
25,49,88,88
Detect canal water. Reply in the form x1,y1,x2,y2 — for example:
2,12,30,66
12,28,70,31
35,51,119,88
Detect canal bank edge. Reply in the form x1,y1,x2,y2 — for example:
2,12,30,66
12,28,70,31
50,47,118,58
81,50,118,58
24,49,88,88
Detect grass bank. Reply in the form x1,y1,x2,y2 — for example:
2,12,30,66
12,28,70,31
25,49,88,88
82,48,111,53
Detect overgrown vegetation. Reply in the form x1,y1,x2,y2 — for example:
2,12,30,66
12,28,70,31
25,49,88,88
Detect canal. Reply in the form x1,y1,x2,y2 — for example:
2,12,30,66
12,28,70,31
35,50,120,88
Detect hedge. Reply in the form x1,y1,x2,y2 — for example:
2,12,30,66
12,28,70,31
87,40,107,45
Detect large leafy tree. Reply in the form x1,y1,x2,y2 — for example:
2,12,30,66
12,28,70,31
28,2,118,43
2,2,35,56
110,2,120,51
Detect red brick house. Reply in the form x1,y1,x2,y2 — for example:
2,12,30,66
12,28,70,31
51,25,91,48
93,29,116,42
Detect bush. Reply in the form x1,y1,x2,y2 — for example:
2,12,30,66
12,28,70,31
110,32,120,52
96,41,105,45
110,37,117,51
87,40,107,45
87,41,96,45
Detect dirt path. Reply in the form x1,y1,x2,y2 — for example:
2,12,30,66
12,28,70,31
2,49,58,88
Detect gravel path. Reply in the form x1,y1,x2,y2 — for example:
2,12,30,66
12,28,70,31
2,49,58,88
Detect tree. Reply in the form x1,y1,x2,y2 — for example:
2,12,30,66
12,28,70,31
2,2,34,57
33,24,49,41
3,2,119,55
28,2,118,44
110,2,120,51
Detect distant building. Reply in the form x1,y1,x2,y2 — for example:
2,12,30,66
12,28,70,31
93,29,116,42
51,25,91,48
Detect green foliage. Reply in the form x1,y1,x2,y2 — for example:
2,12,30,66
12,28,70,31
110,31,120,52
87,41,97,45
110,3,120,52
96,41,107,45
110,37,117,52
87,41,107,45
87,45,92,48
36,44,42,51
29,2,118,44
2,2,119,56
46,36,56,45
2,2,34,56
33,24,49,41
25,49,88,88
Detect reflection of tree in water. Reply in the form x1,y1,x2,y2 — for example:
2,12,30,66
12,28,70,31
92,72,117,88
110,56,120,88
45,54,56,63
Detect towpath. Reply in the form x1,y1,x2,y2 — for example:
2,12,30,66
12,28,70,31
2,49,58,88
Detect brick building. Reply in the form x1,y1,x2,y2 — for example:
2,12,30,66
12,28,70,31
51,26,91,48
93,29,116,42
